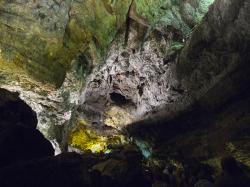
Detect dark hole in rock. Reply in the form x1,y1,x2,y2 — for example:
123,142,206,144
110,92,129,105
153,30,163,41
125,71,130,77
92,121,100,127
166,25,183,42
120,51,130,58
38,13,46,19
140,77,145,82
137,84,144,96
109,75,112,84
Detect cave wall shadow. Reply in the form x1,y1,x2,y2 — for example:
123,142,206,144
125,60,250,162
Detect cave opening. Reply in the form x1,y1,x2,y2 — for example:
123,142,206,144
109,92,129,106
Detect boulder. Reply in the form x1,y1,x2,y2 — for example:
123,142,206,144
0,126,54,167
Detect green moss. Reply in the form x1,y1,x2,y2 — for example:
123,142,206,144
0,22,66,87
69,0,132,56
135,0,214,36
0,0,132,88
170,41,184,52
136,0,167,25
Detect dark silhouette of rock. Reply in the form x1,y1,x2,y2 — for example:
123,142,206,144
91,144,151,187
0,147,151,187
0,126,54,167
195,179,214,187
0,153,92,187
0,100,37,131
215,156,250,187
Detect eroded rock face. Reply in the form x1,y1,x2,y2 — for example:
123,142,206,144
79,23,183,131
0,0,214,90
0,1,249,185
59,1,216,152
76,0,216,133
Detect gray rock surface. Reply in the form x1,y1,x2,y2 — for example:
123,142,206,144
79,22,183,130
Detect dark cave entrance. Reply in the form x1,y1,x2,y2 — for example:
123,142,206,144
110,92,129,106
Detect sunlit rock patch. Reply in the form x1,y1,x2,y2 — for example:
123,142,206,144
104,106,134,129
68,119,128,153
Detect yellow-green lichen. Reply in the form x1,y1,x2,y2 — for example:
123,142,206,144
68,120,128,153
69,128,108,153
226,142,250,168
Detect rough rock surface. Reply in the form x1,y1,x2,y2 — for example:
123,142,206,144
178,0,250,98
0,0,133,152
0,70,82,153
79,21,182,131
0,0,132,87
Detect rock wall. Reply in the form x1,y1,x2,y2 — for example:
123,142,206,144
128,0,250,169
0,0,132,88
